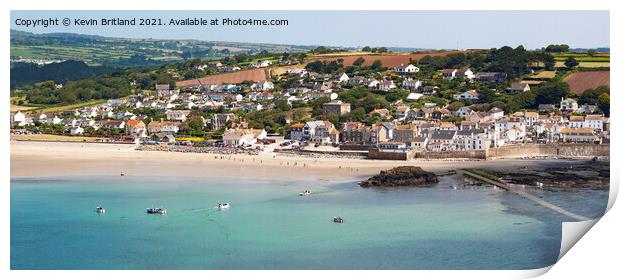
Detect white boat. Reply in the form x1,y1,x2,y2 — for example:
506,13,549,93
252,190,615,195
333,216,344,223
146,207,167,214
96,206,105,214
299,190,311,196
218,203,230,209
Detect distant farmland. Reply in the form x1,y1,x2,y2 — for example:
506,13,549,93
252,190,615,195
312,51,466,68
553,52,610,68
177,68,268,87
562,71,610,93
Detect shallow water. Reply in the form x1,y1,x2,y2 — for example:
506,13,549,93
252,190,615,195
10,175,608,269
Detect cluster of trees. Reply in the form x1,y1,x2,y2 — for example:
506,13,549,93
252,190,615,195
221,50,271,64
484,46,555,77
305,59,344,74
419,52,482,70
311,46,346,54
305,88,393,126
418,47,555,78
244,107,309,134
563,57,579,68
341,57,386,76
10,60,116,88
544,44,570,53
361,46,389,53
180,46,220,59
22,76,132,105
178,116,206,136
578,85,610,116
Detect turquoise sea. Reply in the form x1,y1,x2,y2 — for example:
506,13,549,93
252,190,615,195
10,175,608,269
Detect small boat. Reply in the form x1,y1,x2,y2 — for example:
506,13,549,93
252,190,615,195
218,203,230,209
120,172,125,176
96,206,105,214
299,190,311,196
146,207,166,214
333,216,345,223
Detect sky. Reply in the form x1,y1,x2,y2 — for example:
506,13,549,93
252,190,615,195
10,10,610,49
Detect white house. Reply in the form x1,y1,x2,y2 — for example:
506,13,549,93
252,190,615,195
365,79,380,88
503,126,526,142
487,107,505,120
377,80,396,91
147,121,180,134
523,112,540,126
251,81,275,91
166,110,191,122
584,115,604,131
442,68,474,80
560,97,579,111
70,127,84,135
458,68,476,80
441,69,458,79
106,99,127,108
333,73,350,83
394,64,420,74
250,60,272,68
406,92,423,101
12,111,26,123
452,90,479,101
454,129,490,150
303,120,339,143
401,78,422,90
222,128,267,147
455,106,473,117
568,116,585,128
286,69,308,76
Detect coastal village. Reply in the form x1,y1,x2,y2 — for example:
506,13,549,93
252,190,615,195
8,11,614,272
10,49,611,160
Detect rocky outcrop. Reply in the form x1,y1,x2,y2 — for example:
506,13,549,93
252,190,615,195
360,166,438,187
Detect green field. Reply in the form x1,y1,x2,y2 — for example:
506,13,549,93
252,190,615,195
552,52,610,68
555,61,610,68
20,99,107,113
553,52,610,62
11,45,178,66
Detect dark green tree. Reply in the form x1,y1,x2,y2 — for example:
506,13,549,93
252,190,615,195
564,56,579,68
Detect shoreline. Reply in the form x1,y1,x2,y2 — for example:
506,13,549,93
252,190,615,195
10,140,595,183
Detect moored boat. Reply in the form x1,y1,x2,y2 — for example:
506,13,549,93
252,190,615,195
299,190,311,196
146,207,166,214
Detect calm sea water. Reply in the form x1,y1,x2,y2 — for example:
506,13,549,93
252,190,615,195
11,175,608,270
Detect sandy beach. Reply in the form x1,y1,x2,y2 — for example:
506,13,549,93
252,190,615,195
10,140,588,182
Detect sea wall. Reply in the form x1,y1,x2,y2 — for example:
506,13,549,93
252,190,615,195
339,144,375,151
368,143,609,160
487,143,609,158
367,149,415,160
274,149,367,158
415,150,487,159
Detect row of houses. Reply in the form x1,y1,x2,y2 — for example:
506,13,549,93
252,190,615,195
284,106,609,152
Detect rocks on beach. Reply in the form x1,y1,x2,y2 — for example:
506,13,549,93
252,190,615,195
360,166,439,188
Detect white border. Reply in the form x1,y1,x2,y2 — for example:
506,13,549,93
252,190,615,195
2,1,617,279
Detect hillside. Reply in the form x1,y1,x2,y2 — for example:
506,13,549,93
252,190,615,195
177,68,269,87
562,71,610,93
10,30,315,67
312,50,467,67
10,60,116,88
